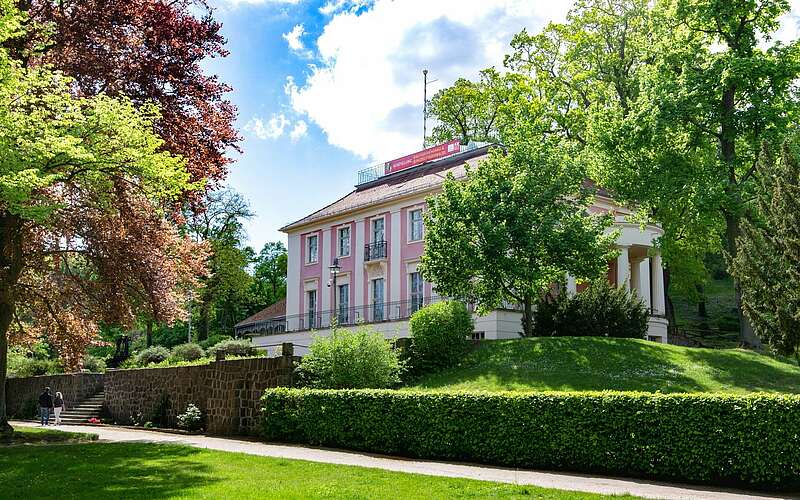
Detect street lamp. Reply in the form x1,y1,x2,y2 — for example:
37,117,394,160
329,258,341,325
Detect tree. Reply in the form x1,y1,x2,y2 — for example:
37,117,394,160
0,3,205,437
731,137,800,362
19,0,239,195
420,98,617,336
250,241,288,315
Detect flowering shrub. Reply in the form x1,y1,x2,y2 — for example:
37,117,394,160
177,403,203,432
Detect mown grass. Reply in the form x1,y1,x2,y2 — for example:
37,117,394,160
3,426,98,445
0,442,637,499
409,337,800,394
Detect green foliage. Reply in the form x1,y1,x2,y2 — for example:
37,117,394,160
135,346,170,367
249,241,288,316
262,388,800,489
296,326,403,389
81,355,106,373
409,301,472,372
731,136,800,361
535,281,648,339
199,334,231,350
7,355,62,378
169,343,205,362
176,403,203,432
420,138,617,336
206,339,258,359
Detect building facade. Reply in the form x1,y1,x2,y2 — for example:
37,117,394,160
244,143,668,353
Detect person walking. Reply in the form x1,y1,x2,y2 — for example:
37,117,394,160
53,391,66,425
38,387,54,426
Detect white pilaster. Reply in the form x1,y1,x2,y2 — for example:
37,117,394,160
321,228,332,313
616,245,630,290
651,252,666,315
630,257,640,296
286,233,301,331
354,219,365,308
566,274,577,296
638,258,652,311
390,210,402,304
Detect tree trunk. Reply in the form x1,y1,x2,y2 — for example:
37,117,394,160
521,296,534,337
0,212,23,440
0,304,13,441
198,295,211,342
146,319,153,348
696,284,707,318
725,213,761,348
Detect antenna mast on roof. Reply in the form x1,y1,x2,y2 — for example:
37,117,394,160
423,69,437,149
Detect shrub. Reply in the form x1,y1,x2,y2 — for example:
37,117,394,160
8,357,62,377
262,388,800,490
296,326,403,389
135,346,170,366
535,280,648,338
177,403,203,431
409,300,472,372
81,354,106,373
199,334,232,350
206,339,258,359
170,343,205,362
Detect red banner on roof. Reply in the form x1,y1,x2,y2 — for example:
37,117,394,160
385,139,461,174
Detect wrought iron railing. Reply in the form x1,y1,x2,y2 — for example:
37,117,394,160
364,241,387,261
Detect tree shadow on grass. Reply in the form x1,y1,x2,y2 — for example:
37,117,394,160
0,442,217,499
413,337,800,394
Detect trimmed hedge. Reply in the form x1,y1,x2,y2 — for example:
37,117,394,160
261,388,800,490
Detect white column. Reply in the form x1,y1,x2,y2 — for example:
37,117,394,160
285,233,301,331
651,252,666,315
566,274,577,296
638,258,651,311
354,219,365,309
321,228,332,314
390,210,402,304
630,257,640,296
616,245,630,290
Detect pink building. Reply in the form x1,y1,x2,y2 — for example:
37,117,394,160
243,142,668,353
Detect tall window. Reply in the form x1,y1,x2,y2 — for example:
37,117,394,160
372,217,384,242
338,283,349,323
307,234,318,263
307,289,317,329
410,272,424,313
409,209,423,241
338,226,350,257
372,278,384,322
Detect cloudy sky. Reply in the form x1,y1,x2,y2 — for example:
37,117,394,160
206,0,800,251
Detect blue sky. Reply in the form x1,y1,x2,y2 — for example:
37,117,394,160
205,0,800,251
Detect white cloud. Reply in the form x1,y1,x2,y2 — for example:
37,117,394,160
286,0,573,161
282,24,307,52
245,114,290,140
290,120,309,141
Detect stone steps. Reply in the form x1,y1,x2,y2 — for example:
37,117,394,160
31,390,104,425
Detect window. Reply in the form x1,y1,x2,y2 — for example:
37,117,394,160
409,272,424,313
409,209,423,241
471,331,485,341
306,234,318,263
307,290,317,329
372,278,385,322
337,226,350,257
338,284,349,323
372,217,385,243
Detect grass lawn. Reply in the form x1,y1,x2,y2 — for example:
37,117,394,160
410,337,800,394
2,426,98,445
0,441,637,499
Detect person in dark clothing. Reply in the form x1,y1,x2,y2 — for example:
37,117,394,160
38,387,54,426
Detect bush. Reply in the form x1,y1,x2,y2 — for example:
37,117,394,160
8,357,62,377
296,326,403,389
206,339,258,359
262,388,800,490
199,334,232,350
176,403,203,431
409,300,472,372
535,280,648,338
81,354,106,373
135,346,170,366
170,343,205,362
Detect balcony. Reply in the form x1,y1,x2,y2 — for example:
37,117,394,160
364,241,387,261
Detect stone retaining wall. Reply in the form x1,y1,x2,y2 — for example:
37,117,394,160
103,355,298,435
5,373,104,419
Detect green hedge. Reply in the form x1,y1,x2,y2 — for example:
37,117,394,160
261,388,800,490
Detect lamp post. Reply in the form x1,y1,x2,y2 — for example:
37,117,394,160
329,257,340,326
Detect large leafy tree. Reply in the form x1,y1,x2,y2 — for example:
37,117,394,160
420,88,617,336
731,137,800,362
249,241,288,316
0,3,205,437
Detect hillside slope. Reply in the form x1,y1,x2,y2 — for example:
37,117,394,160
409,337,800,394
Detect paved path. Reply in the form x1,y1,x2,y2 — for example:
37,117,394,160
11,421,793,500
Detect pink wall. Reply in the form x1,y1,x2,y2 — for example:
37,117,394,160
400,204,425,304
299,230,322,318
363,212,390,307
329,222,355,310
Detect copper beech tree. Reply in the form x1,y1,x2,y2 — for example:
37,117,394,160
0,4,207,437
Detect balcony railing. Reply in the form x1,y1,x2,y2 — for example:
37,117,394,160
364,241,387,261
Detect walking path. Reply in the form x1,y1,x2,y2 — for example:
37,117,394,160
11,421,792,500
